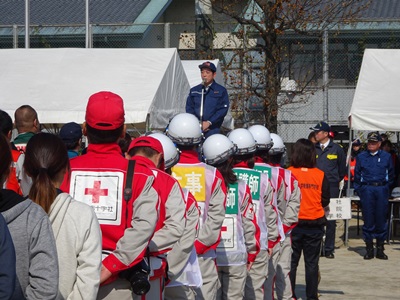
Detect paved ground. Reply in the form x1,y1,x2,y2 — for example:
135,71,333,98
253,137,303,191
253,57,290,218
292,213,400,300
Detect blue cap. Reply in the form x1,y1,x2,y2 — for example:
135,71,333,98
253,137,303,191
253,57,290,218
367,131,381,142
198,61,216,73
310,121,330,132
59,122,82,143
352,138,361,146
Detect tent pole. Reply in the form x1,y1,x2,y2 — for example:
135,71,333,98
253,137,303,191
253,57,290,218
345,128,353,246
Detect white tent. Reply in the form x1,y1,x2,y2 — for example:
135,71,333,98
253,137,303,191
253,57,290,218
0,48,190,130
349,49,400,131
181,59,234,130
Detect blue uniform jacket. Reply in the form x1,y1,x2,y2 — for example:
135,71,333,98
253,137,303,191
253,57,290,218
185,80,229,132
0,213,16,300
354,149,394,191
316,140,347,184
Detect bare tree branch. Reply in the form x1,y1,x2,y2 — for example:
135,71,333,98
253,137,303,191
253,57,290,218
203,0,370,130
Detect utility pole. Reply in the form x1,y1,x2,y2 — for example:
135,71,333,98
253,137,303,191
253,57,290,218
85,0,91,48
195,0,214,59
25,0,30,48
322,27,329,122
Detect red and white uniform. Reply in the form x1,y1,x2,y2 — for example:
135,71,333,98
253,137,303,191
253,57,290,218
232,161,279,300
3,147,32,196
138,156,186,300
165,190,201,300
148,164,186,255
171,150,227,300
61,143,159,300
258,159,300,300
216,180,260,300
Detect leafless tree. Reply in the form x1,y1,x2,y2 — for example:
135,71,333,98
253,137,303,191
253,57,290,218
202,0,370,131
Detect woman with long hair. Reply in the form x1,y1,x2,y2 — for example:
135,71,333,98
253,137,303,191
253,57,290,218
0,133,58,299
288,138,330,300
24,132,102,300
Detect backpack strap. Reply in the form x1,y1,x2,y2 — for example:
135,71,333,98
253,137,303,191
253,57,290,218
124,160,136,228
124,160,136,201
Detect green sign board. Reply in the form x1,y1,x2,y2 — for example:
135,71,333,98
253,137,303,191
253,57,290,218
254,164,271,178
226,182,239,214
233,168,261,200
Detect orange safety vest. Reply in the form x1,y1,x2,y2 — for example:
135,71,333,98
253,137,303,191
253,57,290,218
288,167,325,220
344,158,356,181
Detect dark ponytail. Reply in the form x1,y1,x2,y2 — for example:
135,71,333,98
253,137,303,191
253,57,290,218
24,132,70,213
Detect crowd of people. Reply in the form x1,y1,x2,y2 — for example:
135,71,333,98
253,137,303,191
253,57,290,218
0,61,394,300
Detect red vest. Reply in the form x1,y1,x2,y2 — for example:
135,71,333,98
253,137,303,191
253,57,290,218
5,149,22,195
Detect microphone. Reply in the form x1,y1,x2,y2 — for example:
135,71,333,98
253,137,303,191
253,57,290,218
202,78,207,90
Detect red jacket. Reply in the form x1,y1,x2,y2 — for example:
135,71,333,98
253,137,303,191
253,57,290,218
61,143,159,278
135,156,186,256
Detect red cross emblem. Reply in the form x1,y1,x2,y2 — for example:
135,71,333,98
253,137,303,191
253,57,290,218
85,180,108,203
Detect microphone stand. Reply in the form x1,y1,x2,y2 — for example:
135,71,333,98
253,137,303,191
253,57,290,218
199,79,206,160
200,80,206,132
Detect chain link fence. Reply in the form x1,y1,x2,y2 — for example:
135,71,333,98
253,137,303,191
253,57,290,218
1,23,400,144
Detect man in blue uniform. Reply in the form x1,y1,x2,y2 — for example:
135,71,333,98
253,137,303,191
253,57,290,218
310,121,347,259
354,131,394,260
185,61,229,138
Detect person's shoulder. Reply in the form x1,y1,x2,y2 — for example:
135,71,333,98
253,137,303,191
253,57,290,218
68,198,98,224
157,169,178,184
329,141,345,151
313,167,325,176
69,197,92,212
357,150,368,159
210,165,223,180
380,150,392,159
329,140,341,148
129,164,156,187
21,200,49,224
68,153,89,166
190,84,203,92
211,81,227,91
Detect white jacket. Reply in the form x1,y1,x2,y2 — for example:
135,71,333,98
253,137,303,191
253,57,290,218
49,193,102,300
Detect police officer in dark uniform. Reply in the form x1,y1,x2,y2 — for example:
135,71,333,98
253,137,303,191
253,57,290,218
354,131,394,260
310,121,347,259
185,61,229,138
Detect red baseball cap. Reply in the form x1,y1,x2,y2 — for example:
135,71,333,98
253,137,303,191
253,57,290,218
128,136,165,170
85,91,125,130
128,136,164,154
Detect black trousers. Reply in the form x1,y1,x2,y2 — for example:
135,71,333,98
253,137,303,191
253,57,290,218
325,183,340,254
290,225,324,300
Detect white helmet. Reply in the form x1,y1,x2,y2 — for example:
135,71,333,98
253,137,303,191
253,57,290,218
227,128,256,155
248,125,273,150
148,132,180,169
167,113,203,145
203,134,237,165
269,133,286,155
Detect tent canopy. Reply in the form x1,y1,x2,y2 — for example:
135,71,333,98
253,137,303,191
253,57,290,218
0,48,190,129
349,49,400,131
181,59,234,130
181,59,225,88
